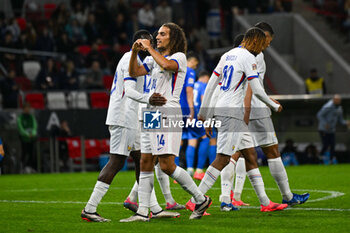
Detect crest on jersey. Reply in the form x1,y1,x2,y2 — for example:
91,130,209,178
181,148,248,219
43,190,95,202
143,110,162,129
127,146,132,151
252,64,257,70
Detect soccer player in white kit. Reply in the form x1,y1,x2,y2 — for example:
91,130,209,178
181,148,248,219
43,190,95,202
81,30,170,222
187,27,289,213
220,23,310,208
120,23,211,222
241,22,310,206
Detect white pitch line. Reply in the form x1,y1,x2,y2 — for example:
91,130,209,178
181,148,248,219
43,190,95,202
1,200,350,212
1,187,346,205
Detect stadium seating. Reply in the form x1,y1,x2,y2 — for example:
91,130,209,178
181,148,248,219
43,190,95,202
43,3,57,19
103,75,114,90
25,93,45,109
66,138,81,159
78,45,91,56
85,139,102,159
47,92,67,110
100,139,110,153
15,76,32,91
67,91,89,109
90,92,109,108
23,61,41,82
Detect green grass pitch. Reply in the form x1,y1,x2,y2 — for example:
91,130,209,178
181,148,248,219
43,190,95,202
1,164,350,233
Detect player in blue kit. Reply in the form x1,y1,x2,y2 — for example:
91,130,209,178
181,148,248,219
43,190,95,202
179,52,199,169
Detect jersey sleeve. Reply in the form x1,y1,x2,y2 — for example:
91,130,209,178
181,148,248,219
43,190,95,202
170,52,187,73
242,53,259,80
212,53,226,77
142,56,155,74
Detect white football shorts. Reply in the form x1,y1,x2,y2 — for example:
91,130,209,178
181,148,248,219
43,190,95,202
109,125,137,156
216,116,255,156
249,117,278,148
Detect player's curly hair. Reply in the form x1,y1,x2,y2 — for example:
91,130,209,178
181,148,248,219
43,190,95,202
241,27,266,56
162,22,187,55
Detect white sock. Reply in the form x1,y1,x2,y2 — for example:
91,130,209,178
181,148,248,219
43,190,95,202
137,172,154,216
234,157,246,201
191,166,220,203
268,157,293,201
155,163,175,205
150,188,163,213
128,181,139,203
170,166,205,204
247,168,270,206
85,181,110,213
220,159,236,203
187,167,194,176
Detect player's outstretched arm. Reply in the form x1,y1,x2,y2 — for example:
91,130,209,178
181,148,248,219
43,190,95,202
198,72,221,120
139,39,178,72
129,40,148,77
124,79,167,106
249,77,281,112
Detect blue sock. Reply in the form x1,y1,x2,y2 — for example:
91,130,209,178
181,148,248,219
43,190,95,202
196,138,210,169
186,145,196,169
209,145,217,164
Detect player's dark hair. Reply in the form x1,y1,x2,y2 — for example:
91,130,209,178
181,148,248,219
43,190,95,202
132,29,153,43
254,22,274,36
233,34,244,48
198,70,210,78
133,29,153,60
241,27,266,56
187,51,199,61
162,22,187,55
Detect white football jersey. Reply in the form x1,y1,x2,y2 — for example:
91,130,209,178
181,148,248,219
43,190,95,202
143,52,187,108
105,51,144,129
213,47,259,119
250,52,271,119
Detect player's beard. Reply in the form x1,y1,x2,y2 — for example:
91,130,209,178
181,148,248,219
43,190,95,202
158,46,166,54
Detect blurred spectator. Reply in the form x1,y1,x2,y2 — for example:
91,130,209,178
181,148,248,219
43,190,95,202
343,0,350,43
22,22,37,50
317,94,350,164
281,139,299,166
56,32,74,54
109,0,131,21
51,2,70,27
138,3,155,32
193,39,214,73
155,0,172,27
65,18,87,46
36,26,55,52
50,120,73,171
305,68,326,95
0,137,4,170
84,12,100,44
0,31,17,69
6,18,20,42
110,13,129,45
71,1,89,26
17,102,38,173
36,58,59,90
301,144,322,164
83,60,104,89
0,69,19,109
86,42,106,68
108,42,123,73
60,60,79,90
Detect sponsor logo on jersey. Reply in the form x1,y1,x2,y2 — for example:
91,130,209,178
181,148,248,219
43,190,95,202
143,110,161,129
127,146,132,151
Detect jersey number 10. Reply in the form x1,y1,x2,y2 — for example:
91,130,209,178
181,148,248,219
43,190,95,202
220,65,234,91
